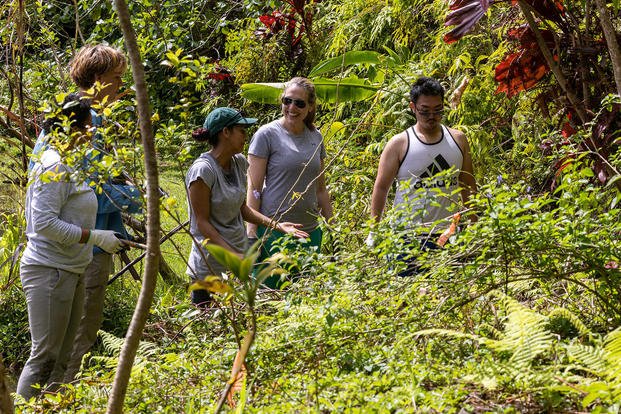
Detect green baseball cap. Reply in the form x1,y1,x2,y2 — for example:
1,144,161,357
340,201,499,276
203,107,257,137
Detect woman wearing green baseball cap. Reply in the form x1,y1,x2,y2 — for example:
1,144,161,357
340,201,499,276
185,107,308,306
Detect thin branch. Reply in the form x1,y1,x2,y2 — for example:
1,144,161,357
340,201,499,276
106,0,160,410
518,0,589,124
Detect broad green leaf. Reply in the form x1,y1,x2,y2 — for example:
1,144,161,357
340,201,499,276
205,243,241,277
308,51,384,77
240,83,285,105
313,77,378,103
322,121,346,141
239,250,259,283
241,78,378,105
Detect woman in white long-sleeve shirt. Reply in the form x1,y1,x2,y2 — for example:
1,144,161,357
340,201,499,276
17,94,123,400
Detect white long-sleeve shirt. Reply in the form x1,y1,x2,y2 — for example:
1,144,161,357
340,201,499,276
21,150,98,274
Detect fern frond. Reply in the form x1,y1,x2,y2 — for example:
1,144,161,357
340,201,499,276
478,323,503,340
98,330,159,359
486,297,553,368
603,329,621,400
565,343,607,374
603,329,621,364
548,308,591,338
89,355,119,369
99,330,125,356
409,328,487,345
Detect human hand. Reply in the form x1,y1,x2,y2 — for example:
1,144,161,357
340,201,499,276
88,229,124,253
365,231,376,248
277,222,309,239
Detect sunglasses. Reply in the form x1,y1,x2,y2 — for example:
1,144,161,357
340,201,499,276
415,108,445,118
281,96,307,109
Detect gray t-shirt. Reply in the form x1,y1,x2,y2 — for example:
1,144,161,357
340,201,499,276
248,120,326,232
185,152,248,280
21,149,98,274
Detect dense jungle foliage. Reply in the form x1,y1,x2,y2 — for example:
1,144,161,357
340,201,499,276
1,0,620,411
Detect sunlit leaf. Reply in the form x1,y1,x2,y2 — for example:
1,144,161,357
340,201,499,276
239,250,260,283
313,77,378,103
240,83,285,105
205,244,241,277
309,51,384,77
189,275,233,295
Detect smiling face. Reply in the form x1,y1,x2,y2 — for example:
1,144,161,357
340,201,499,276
410,94,444,131
281,84,312,127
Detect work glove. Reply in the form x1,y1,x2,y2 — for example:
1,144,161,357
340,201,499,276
88,229,124,253
365,231,376,248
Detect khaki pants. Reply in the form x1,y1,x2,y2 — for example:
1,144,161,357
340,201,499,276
63,253,112,382
17,264,85,400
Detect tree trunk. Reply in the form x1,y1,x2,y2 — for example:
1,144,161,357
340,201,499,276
594,0,621,97
0,355,13,414
106,0,161,412
518,1,589,124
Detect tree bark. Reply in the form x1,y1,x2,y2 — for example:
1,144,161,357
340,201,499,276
106,0,161,412
594,0,621,97
0,355,13,414
518,1,589,124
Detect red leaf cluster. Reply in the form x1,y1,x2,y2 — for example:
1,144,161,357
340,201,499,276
443,0,566,96
208,72,232,81
206,63,233,83
495,26,556,97
258,0,313,47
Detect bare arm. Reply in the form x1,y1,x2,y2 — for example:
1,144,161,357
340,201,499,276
316,160,333,222
241,204,309,239
451,128,477,206
188,178,241,257
370,133,407,222
246,154,267,238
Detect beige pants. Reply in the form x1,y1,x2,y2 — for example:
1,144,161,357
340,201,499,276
63,253,112,382
17,264,85,399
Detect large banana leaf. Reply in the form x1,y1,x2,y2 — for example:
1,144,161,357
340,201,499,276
239,83,285,105
308,50,385,77
240,77,378,105
313,77,378,103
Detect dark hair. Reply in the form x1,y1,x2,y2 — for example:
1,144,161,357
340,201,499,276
282,77,317,130
43,93,92,133
409,77,444,103
192,127,221,146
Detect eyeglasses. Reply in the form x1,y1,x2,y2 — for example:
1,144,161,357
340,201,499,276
415,108,444,118
281,97,307,109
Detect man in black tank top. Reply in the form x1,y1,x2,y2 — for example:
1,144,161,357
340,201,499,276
369,77,477,275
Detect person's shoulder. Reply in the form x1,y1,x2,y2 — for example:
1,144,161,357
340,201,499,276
40,149,66,172
254,120,280,137
377,130,408,164
306,125,323,140
189,153,216,172
446,125,466,140
445,126,470,152
233,153,248,164
384,130,408,151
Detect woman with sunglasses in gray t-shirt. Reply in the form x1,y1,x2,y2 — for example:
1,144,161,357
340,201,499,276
247,77,333,289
